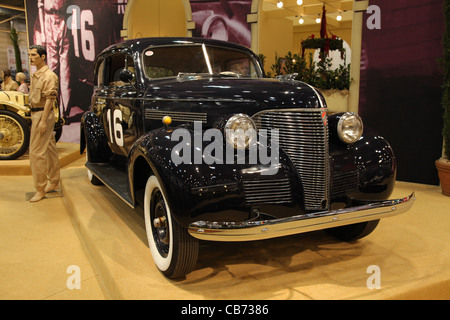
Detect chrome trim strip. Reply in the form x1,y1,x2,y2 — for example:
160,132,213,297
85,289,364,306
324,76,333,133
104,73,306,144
145,109,207,123
188,193,415,241
92,95,255,103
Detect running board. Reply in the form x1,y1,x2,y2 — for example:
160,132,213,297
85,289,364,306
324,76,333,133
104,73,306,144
85,162,134,208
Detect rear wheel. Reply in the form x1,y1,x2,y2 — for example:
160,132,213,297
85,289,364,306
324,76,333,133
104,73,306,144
0,110,30,160
326,220,380,241
144,175,199,279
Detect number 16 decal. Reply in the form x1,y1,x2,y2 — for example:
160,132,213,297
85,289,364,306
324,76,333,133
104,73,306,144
107,109,124,147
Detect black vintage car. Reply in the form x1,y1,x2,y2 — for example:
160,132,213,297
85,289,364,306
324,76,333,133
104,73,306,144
80,37,415,279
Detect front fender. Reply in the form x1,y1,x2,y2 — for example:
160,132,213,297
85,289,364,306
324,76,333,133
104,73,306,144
128,126,303,228
328,114,397,202
352,133,397,200
0,91,30,113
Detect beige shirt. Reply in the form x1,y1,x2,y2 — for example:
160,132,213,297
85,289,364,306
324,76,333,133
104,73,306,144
1,79,19,91
29,65,58,108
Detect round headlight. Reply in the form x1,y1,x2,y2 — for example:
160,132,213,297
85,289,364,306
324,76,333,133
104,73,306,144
225,114,257,149
337,112,363,144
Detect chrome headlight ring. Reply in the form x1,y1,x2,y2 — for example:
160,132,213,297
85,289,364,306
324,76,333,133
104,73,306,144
225,114,257,149
337,112,364,144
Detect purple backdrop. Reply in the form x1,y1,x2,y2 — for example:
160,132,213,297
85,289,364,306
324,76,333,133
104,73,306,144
359,0,445,185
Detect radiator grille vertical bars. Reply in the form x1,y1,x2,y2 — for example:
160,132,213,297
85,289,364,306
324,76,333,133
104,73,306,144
253,109,329,210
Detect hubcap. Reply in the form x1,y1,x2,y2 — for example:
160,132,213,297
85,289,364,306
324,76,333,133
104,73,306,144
0,116,24,156
151,189,170,257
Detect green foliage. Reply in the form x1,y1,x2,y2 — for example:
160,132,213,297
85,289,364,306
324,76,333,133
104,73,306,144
443,0,450,159
9,28,23,73
301,38,344,52
268,51,351,91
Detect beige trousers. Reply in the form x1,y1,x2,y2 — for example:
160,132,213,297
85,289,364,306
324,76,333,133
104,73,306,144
29,111,60,192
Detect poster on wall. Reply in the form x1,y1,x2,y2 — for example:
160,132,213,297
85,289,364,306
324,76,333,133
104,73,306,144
6,46,30,75
25,0,127,142
189,0,252,48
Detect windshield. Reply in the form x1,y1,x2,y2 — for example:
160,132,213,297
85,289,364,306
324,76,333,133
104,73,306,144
142,44,262,79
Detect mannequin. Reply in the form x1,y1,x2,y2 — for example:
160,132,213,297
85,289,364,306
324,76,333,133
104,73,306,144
28,45,60,202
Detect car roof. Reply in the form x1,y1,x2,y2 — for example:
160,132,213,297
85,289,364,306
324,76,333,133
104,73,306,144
100,37,255,57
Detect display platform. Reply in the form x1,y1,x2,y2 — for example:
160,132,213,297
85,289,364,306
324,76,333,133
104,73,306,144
59,156,450,300
0,142,81,176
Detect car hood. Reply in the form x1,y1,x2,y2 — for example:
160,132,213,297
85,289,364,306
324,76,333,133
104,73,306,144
143,77,326,111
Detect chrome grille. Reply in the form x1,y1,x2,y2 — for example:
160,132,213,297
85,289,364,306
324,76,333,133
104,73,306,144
243,178,293,206
331,170,359,199
253,109,329,210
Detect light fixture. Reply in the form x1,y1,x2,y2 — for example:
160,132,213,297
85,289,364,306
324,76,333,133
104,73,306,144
316,16,321,23
337,13,343,21
298,17,304,24
297,0,303,5
277,1,283,8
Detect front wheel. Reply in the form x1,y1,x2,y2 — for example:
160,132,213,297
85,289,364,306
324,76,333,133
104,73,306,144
0,110,30,160
326,220,380,241
144,175,199,279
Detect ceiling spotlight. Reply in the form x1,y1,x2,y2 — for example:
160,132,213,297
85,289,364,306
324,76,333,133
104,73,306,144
337,13,343,21
299,17,304,24
297,0,303,5
277,1,283,8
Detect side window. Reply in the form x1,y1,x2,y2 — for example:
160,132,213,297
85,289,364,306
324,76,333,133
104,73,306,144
104,53,136,87
95,59,105,87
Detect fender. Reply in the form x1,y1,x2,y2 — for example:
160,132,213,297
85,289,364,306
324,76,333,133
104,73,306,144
127,126,305,228
328,113,396,202
351,132,397,200
0,91,30,114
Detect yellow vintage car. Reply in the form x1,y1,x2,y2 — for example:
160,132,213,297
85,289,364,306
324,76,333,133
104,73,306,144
0,91,63,160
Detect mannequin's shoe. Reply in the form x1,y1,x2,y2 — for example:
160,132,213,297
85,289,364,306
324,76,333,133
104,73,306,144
30,191,46,202
44,183,59,193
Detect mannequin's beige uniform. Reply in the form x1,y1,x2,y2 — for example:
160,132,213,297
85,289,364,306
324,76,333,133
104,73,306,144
29,65,60,192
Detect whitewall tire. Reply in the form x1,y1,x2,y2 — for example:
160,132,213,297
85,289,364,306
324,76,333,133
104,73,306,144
144,175,198,279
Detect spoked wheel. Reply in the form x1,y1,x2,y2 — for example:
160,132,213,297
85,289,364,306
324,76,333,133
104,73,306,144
0,110,30,160
144,175,199,279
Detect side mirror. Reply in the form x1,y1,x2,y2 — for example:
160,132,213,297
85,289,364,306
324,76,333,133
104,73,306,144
119,69,134,83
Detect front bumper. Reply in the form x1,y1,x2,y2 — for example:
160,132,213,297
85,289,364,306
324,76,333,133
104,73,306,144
188,193,415,241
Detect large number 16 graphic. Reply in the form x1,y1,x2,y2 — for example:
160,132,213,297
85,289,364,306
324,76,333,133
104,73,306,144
107,109,124,147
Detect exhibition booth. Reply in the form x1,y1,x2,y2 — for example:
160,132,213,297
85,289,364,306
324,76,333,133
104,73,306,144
1,0,449,300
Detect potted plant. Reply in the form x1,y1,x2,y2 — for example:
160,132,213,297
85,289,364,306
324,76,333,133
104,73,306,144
436,0,450,196
10,28,23,73
268,51,351,113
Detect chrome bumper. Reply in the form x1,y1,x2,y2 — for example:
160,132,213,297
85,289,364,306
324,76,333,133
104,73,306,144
188,193,415,241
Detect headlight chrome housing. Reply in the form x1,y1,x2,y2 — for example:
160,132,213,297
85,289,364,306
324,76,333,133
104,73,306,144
337,112,364,144
225,114,257,149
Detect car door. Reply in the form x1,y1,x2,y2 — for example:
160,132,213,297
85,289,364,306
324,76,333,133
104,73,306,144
96,51,140,157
